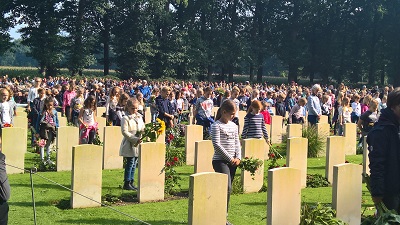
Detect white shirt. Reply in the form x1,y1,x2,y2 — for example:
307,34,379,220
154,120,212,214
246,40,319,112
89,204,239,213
176,98,184,110
351,102,361,116
27,87,39,103
1,102,11,124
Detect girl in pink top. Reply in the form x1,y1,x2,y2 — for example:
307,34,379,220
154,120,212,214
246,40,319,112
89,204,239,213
62,81,76,123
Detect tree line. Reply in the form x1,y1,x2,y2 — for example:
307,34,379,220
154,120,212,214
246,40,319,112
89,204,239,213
0,0,400,86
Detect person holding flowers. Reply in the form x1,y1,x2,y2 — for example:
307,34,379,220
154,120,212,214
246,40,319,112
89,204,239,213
211,99,241,225
119,98,145,191
367,87,400,214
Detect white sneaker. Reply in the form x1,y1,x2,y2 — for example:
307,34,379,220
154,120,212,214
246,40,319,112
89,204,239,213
47,160,55,165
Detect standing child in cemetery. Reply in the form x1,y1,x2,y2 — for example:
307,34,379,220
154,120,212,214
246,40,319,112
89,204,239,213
105,86,120,125
337,97,353,136
71,87,85,126
210,100,241,225
78,95,98,144
38,97,59,164
288,97,307,124
175,91,184,124
367,87,400,213
260,101,271,125
332,92,344,134
115,93,129,126
62,81,76,123
351,94,361,123
275,93,286,117
361,95,372,114
0,88,17,148
321,95,331,126
136,92,146,123
229,87,240,127
193,87,214,135
149,88,159,123
156,86,174,128
119,98,144,191
241,100,269,142
379,95,387,112
357,99,378,145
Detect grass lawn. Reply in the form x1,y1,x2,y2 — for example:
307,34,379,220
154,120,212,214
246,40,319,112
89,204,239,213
7,152,373,225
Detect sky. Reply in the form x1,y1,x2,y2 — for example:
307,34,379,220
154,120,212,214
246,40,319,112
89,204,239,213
9,25,23,40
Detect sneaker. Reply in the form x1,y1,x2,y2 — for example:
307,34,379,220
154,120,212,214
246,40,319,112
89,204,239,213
226,221,233,225
47,160,55,165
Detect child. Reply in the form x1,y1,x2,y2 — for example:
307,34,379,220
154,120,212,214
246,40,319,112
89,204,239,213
136,92,146,123
169,91,177,125
338,97,353,136
241,100,269,141
39,97,59,164
176,91,184,124
275,93,286,117
78,95,97,144
357,99,378,145
0,88,17,148
71,87,85,126
149,88,160,123
379,95,387,111
351,94,361,123
289,97,307,124
119,98,145,191
260,101,271,125
105,86,120,125
321,95,331,126
210,100,240,225
115,93,130,126
62,81,76,123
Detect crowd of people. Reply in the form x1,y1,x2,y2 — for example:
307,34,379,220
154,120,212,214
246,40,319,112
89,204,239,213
0,74,399,224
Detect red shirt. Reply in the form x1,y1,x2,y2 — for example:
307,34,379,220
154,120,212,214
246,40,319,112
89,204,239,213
260,110,271,125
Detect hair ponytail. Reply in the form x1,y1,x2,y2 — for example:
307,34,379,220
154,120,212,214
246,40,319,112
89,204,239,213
215,108,222,120
216,99,236,121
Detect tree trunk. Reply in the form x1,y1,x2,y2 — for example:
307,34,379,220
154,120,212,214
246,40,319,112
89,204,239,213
103,10,110,76
228,64,234,83
257,65,263,83
207,64,213,82
288,63,298,83
249,63,254,82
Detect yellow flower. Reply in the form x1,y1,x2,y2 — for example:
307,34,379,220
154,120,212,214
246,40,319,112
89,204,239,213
156,118,166,135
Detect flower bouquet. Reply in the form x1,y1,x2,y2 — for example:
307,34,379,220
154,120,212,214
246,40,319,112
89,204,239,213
363,174,400,224
135,118,166,146
238,157,264,178
2,123,12,128
267,143,285,169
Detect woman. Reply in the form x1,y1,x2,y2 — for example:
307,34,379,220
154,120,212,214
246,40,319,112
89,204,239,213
119,98,144,191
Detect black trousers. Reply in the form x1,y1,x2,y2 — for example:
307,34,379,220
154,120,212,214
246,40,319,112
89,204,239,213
0,201,8,225
212,160,237,212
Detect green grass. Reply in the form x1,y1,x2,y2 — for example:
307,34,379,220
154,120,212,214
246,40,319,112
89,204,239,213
7,152,373,225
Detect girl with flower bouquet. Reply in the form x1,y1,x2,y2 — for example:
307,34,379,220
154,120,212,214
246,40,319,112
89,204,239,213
0,88,17,147
78,95,97,144
211,100,241,225
119,98,145,190
38,97,59,164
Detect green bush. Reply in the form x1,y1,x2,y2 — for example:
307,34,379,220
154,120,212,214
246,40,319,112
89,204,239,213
231,176,243,195
302,125,326,158
300,203,348,225
306,174,330,188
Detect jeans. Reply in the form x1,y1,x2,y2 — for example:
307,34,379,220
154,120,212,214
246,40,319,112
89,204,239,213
0,201,8,225
124,157,138,183
212,160,237,212
307,115,318,125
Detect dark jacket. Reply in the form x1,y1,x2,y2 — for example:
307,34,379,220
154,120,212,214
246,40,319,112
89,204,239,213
367,108,400,197
0,152,11,202
156,95,173,127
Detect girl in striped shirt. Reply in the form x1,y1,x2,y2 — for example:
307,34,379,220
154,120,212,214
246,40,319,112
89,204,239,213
241,100,269,141
211,100,241,225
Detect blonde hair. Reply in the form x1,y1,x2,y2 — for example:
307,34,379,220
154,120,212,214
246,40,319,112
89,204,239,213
125,98,139,113
369,99,378,111
363,95,372,105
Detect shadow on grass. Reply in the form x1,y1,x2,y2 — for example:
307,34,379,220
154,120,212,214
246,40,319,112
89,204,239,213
307,165,326,170
12,183,68,191
241,202,265,206
60,218,153,225
9,201,52,207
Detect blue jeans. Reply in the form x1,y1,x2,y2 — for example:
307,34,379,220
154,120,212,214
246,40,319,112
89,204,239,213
124,157,138,183
307,115,318,125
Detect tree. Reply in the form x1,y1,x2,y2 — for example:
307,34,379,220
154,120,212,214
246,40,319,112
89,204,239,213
0,0,14,55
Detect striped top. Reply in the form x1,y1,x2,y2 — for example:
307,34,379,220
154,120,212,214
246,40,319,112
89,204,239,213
241,113,269,140
211,120,241,162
